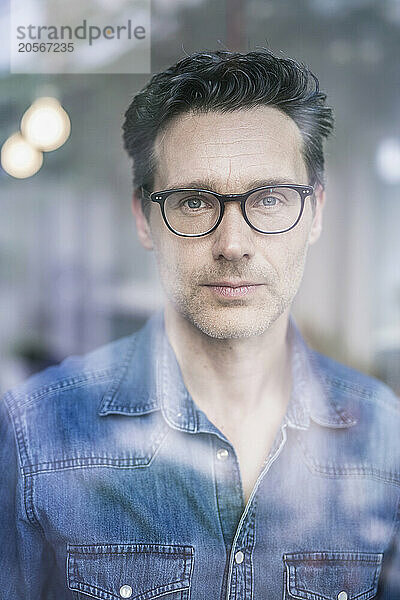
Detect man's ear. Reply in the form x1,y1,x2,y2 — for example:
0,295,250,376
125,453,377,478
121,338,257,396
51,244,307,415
131,190,154,250
308,184,325,246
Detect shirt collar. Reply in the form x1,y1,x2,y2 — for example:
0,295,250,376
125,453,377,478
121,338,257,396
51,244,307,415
286,318,357,429
98,311,357,430
98,311,198,432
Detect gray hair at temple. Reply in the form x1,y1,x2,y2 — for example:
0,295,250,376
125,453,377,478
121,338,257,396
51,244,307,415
122,49,334,215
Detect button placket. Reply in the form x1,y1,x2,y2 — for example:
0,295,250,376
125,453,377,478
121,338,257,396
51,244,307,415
213,438,244,564
225,499,257,600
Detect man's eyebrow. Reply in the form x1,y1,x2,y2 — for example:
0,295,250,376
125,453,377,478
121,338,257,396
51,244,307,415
163,177,301,190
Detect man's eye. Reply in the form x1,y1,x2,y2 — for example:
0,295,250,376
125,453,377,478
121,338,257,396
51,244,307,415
182,197,209,209
256,195,281,207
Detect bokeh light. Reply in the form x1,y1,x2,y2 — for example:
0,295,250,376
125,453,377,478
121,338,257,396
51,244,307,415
20,97,71,152
1,132,43,179
376,138,400,184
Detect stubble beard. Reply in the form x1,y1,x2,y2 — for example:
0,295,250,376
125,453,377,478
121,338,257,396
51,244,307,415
156,255,308,340
175,288,290,339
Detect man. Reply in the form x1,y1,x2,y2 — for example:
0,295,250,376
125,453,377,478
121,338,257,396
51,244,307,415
1,50,399,599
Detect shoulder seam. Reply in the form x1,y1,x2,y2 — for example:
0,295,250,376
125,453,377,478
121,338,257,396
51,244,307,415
311,351,399,403
5,367,115,412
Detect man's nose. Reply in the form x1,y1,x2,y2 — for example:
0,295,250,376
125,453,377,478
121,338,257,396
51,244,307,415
211,201,256,261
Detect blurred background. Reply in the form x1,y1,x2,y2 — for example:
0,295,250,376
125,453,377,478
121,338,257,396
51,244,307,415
0,0,399,395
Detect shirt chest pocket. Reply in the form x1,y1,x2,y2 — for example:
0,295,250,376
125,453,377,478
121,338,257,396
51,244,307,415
67,543,194,600
283,552,383,600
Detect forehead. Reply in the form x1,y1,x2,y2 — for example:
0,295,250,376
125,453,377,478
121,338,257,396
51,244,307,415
153,106,307,189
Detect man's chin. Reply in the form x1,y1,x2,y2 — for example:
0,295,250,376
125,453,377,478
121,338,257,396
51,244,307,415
183,305,281,340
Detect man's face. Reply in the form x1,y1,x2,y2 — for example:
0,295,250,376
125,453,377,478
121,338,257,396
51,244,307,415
134,106,324,339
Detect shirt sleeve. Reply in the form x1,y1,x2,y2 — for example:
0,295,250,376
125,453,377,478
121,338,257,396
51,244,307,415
378,498,400,599
0,393,56,600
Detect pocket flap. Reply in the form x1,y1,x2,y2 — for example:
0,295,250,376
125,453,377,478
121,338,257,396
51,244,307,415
67,543,194,600
283,552,383,600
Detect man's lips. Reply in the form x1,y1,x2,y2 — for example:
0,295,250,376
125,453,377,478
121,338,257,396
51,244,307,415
203,281,263,287
202,281,264,298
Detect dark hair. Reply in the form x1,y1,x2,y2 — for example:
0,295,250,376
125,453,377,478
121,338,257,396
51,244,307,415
122,49,334,214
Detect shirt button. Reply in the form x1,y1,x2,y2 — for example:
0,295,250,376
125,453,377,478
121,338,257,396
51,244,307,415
119,585,133,598
235,550,244,564
216,448,229,461
337,592,348,600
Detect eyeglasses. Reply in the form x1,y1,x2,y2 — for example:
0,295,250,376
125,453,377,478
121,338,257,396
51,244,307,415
141,184,314,237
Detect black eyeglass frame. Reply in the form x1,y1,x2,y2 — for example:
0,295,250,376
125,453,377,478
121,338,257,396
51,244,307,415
141,184,314,237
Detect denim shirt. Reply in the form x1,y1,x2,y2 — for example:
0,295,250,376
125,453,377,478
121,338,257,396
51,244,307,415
1,311,400,600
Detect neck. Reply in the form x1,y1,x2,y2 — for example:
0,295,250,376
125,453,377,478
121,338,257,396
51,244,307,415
164,304,292,422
